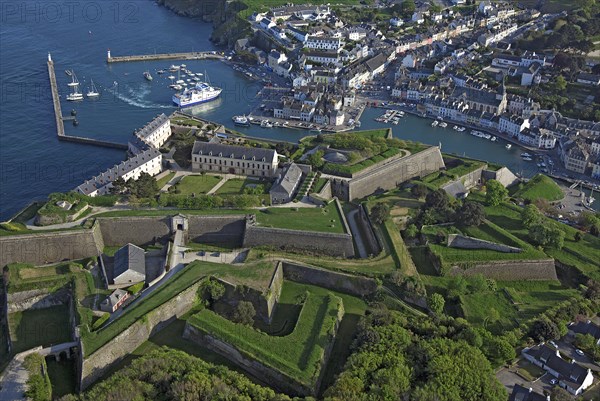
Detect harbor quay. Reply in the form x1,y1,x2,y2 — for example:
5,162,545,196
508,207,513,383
106,50,224,63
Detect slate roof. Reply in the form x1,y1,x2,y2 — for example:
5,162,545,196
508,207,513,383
570,321,600,340
270,163,303,198
524,344,591,389
192,141,277,164
114,243,146,279
451,86,503,107
134,113,168,142
508,384,547,401
101,289,129,311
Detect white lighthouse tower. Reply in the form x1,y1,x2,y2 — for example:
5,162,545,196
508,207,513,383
48,52,52,62
107,49,111,60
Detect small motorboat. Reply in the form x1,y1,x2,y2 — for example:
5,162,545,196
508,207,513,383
65,70,72,76
431,120,439,127
506,144,512,149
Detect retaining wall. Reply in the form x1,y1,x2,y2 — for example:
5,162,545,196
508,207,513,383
482,166,519,187
331,147,445,201
449,259,557,280
282,261,378,297
80,280,203,390
97,217,172,246
187,215,246,246
6,287,71,314
0,230,101,268
447,234,522,253
243,223,355,258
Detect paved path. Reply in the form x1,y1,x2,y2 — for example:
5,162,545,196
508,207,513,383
206,176,229,195
346,209,368,258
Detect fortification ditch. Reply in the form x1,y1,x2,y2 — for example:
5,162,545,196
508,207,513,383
7,287,71,314
281,261,378,297
97,216,172,246
79,281,203,390
187,215,246,246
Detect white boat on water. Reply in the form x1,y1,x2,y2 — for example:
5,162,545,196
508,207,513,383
167,75,176,80
86,79,100,98
506,144,512,149
169,65,179,72
66,71,83,101
431,121,439,127
232,115,250,126
439,122,448,128
521,152,532,158
490,136,497,142
261,120,273,128
173,80,221,108
522,157,533,161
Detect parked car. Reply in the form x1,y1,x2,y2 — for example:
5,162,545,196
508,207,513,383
576,349,585,356
550,378,558,385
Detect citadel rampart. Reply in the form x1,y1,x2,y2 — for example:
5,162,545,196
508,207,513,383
243,223,355,258
0,229,101,267
6,287,71,314
330,147,445,201
80,280,203,390
449,259,557,280
282,261,378,297
447,234,522,253
187,215,246,246
96,217,172,246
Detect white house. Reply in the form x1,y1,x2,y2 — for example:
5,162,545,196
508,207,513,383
402,53,418,68
412,12,425,24
305,35,343,51
133,113,171,149
518,128,556,149
499,114,529,137
390,18,404,28
191,141,279,177
76,148,162,196
260,17,276,30
523,344,594,396
268,50,288,70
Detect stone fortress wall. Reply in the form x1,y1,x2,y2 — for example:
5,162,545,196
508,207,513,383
187,215,247,246
97,216,172,246
447,234,522,253
80,280,204,390
449,259,558,280
331,147,446,201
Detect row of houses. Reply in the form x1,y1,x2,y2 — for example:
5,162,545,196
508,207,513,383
77,114,171,196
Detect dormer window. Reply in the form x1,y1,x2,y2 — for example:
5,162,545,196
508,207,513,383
252,156,256,161
219,152,222,157
262,157,266,162
242,155,246,160
230,154,234,158
209,151,213,156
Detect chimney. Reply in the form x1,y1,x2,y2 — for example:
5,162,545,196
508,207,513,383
529,388,533,393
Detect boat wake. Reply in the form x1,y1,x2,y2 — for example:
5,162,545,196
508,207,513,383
105,85,171,109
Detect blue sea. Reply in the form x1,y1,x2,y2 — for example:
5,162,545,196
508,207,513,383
1,1,595,220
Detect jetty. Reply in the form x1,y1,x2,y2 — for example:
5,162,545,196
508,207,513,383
106,50,224,64
46,54,128,150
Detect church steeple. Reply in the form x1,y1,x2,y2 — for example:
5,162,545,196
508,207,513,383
496,80,506,100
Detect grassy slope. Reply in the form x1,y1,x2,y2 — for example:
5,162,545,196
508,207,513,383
513,174,564,202
9,305,72,353
176,175,222,195
188,291,343,385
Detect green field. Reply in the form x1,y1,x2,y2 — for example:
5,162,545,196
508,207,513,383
8,305,72,353
176,175,222,195
420,158,486,189
312,177,328,194
188,287,343,386
215,178,261,195
460,280,580,332
255,202,345,234
512,174,564,202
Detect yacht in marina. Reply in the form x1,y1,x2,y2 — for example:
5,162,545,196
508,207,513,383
66,71,83,101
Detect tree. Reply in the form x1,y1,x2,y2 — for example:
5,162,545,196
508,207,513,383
400,0,416,18
551,387,573,401
428,293,445,315
469,274,488,293
554,75,568,91
199,278,225,307
522,204,542,228
447,275,468,298
483,337,516,365
585,279,600,300
370,202,390,225
529,319,560,342
411,183,428,198
110,177,126,194
529,224,565,249
485,180,508,206
128,172,158,199
456,201,486,226
425,189,449,210
232,301,256,326
307,150,324,168
404,224,419,239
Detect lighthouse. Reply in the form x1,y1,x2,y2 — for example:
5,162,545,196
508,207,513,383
107,49,111,60
48,52,52,62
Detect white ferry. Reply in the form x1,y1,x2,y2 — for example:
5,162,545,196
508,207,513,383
172,81,222,108
232,115,250,126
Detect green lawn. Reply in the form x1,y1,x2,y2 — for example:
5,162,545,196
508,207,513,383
156,172,176,190
312,177,328,194
8,305,72,353
255,202,345,234
512,174,564,202
188,286,344,386
215,178,261,195
176,175,222,195
46,358,77,398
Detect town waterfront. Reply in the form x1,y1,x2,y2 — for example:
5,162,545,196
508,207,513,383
0,1,595,220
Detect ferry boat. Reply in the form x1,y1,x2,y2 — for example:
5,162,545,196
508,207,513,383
232,115,250,126
66,71,83,101
86,79,100,98
172,81,222,108
143,71,153,81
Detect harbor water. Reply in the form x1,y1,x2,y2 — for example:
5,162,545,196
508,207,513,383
0,1,596,220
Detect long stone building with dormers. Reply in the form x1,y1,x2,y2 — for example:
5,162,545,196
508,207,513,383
191,142,279,177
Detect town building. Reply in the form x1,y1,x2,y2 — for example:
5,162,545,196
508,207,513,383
270,163,304,204
522,344,594,396
100,289,130,313
576,73,600,86
113,243,146,287
304,35,343,51
568,320,600,345
517,127,556,149
191,142,279,177
508,384,548,401
76,148,162,196
133,113,171,149
560,139,590,174
499,114,530,137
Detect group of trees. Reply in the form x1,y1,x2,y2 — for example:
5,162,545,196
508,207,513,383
159,193,263,209
522,204,565,249
110,172,158,199
324,308,509,401
411,188,486,229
